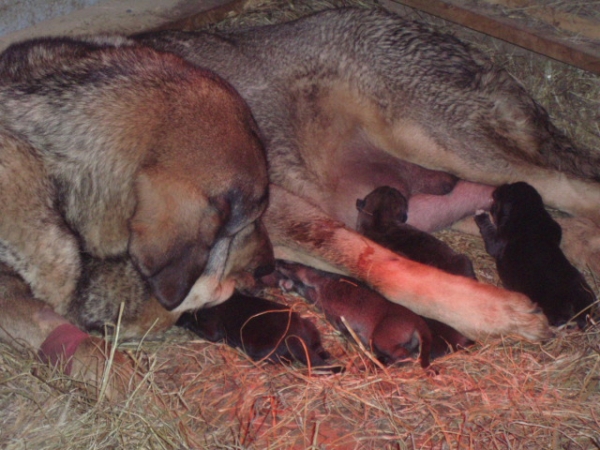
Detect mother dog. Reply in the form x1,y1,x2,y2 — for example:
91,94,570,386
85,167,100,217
1,7,598,392
135,7,600,336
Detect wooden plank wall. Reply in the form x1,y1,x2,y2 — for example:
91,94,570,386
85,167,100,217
385,0,600,75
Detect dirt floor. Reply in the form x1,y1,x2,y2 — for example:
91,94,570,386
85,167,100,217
1,0,599,449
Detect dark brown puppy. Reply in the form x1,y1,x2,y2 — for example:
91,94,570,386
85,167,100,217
357,186,477,279
273,261,433,368
475,182,596,328
176,291,333,369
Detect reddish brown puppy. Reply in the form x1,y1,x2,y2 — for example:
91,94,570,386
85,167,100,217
273,261,433,369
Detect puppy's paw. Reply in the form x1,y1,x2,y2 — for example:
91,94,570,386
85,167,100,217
556,217,600,276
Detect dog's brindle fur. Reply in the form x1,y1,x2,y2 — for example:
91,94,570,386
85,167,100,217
177,291,333,369
0,36,272,394
475,182,596,328
132,7,600,340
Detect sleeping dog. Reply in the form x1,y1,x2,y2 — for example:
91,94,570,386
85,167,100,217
475,182,596,328
12,5,600,392
0,36,272,398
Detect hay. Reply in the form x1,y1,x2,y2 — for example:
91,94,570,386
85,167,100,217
1,0,600,448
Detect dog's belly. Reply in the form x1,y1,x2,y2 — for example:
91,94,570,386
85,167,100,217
293,130,462,229
311,156,492,233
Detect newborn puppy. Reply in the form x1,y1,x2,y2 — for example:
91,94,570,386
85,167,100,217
356,186,474,356
274,261,433,368
176,291,333,369
475,182,596,328
356,186,477,279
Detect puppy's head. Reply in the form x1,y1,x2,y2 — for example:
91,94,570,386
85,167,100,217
356,186,408,233
128,65,272,311
491,182,558,236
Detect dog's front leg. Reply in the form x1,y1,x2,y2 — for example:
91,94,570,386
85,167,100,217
0,268,144,402
0,134,81,314
264,185,550,342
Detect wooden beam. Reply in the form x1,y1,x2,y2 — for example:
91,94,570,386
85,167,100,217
485,0,600,40
383,0,600,75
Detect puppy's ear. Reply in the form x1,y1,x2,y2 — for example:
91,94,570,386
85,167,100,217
356,198,366,212
128,170,225,310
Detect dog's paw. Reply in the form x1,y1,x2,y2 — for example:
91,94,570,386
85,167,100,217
491,291,553,342
556,217,600,276
447,284,552,342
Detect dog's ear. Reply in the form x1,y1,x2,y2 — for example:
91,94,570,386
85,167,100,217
128,170,226,310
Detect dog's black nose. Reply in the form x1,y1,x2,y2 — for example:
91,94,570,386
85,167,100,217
254,262,275,278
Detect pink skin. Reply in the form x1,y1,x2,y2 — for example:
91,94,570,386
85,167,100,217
38,323,90,375
406,181,495,232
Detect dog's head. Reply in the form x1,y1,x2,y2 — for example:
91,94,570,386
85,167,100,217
356,186,409,233
128,66,273,312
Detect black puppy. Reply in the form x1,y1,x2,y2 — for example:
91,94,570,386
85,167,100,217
475,182,596,328
356,186,474,356
274,261,433,368
177,291,333,369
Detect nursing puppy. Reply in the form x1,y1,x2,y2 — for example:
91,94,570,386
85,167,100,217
176,291,333,369
0,36,271,395
273,261,433,368
356,186,477,279
356,186,474,355
475,182,596,328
